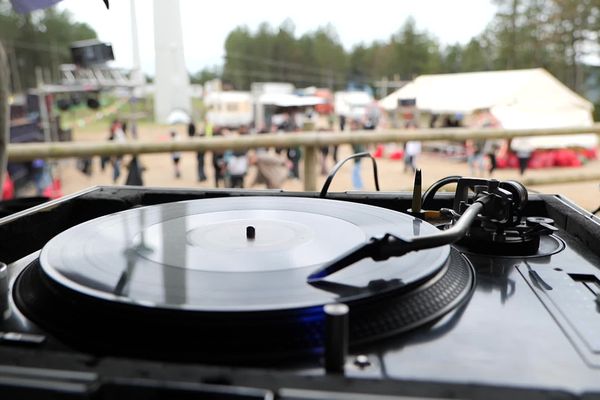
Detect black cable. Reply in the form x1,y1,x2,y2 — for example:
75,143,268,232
319,152,380,198
421,175,462,209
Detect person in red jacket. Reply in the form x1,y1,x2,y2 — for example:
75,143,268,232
2,174,13,200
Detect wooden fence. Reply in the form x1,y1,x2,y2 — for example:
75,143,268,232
6,125,600,191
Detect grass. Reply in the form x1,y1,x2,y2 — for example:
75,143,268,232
58,94,206,138
58,94,157,133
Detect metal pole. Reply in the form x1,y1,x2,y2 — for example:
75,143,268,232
50,42,60,83
129,0,142,138
7,43,21,94
0,42,9,200
36,68,51,144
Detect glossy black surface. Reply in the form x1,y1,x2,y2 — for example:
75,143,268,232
380,241,600,393
1,187,600,399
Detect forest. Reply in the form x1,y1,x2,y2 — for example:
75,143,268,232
0,1,97,91
215,0,600,98
1,0,600,103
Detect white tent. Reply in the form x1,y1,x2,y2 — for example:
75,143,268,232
378,82,417,111
379,68,597,149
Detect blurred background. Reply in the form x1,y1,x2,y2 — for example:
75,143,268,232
2,0,600,213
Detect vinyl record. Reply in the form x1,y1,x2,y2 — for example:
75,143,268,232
14,197,473,362
39,197,449,310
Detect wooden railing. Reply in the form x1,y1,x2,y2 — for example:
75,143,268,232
7,125,600,191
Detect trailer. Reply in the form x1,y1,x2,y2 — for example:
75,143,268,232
204,91,253,129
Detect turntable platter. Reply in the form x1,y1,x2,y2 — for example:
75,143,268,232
14,197,474,362
39,197,450,311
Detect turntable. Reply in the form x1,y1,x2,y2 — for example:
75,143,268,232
1,169,600,399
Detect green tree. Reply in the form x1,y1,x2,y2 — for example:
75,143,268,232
348,43,375,84
461,36,493,72
191,67,221,85
0,2,97,91
222,26,252,89
443,44,463,73
387,18,441,79
307,25,348,87
217,2,600,97
546,0,598,91
222,21,350,89
481,0,600,93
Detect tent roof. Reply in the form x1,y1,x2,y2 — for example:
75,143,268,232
379,68,593,114
379,82,417,110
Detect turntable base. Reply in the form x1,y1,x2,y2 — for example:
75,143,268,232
13,197,475,362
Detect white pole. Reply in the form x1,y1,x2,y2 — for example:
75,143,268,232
153,0,191,123
129,0,143,138
130,0,141,74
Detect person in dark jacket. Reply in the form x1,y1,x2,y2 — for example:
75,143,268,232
188,121,207,182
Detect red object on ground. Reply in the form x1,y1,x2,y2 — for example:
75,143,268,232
553,149,581,167
497,153,519,169
528,150,553,169
583,148,598,160
389,150,404,160
43,178,62,199
373,145,385,159
2,174,14,200
498,148,592,169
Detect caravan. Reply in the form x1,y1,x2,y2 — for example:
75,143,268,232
204,91,253,129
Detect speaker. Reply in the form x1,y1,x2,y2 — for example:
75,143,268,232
399,98,416,107
70,40,114,67
86,98,100,110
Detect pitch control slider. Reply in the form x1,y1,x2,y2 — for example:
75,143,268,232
307,196,489,282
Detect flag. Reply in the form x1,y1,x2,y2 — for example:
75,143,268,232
10,0,108,13
10,0,63,13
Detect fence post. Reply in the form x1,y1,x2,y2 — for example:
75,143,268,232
303,145,318,191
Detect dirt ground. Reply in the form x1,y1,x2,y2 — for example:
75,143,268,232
54,123,600,212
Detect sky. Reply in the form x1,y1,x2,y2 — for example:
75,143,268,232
58,0,497,76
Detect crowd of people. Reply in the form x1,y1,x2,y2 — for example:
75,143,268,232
93,107,390,191
83,107,539,192
94,117,295,190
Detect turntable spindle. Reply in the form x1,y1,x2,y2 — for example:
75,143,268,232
246,225,256,240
